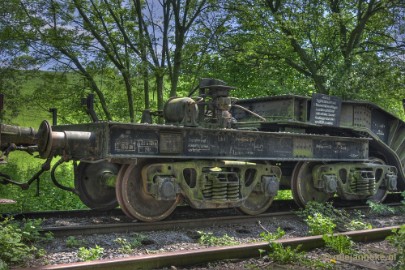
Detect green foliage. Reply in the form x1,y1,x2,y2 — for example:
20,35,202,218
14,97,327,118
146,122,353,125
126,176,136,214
266,242,305,264
366,200,396,215
222,1,405,117
306,213,336,235
301,259,334,270
274,190,292,201
259,227,308,265
20,218,53,243
297,201,371,233
0,218,48,267
0,219,35,265
77,245,104,261
0,259,8,270
0,154,85,213
346,219,372,231
114,234,145,254
66,236,87,248
260,227,285,242
197,231,238,246
322,234,354,255
386,225,405,270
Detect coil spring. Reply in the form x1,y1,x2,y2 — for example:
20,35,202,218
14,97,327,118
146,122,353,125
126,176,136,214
202,173,240,201
350,170,375,195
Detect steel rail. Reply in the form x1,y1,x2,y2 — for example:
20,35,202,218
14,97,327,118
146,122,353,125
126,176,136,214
23,225,401,270
40,210,297,237
5,192,402,220
39,201,404,237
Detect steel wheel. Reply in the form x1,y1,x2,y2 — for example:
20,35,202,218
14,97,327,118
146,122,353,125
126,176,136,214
367,157,388,203
116,160,182,222
115,164,133,218
238,190,274,215
291,161,332,207
75,161,120,210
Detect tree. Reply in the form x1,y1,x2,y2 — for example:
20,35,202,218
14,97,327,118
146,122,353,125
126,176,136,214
221,0,404,101
2,0,222,119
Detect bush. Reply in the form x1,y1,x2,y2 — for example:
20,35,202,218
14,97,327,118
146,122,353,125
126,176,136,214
0,218,47,267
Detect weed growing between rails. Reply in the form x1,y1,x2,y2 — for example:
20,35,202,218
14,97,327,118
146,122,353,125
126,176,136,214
114,234,146,254
77,246,104,262
197,231,238,246
297,201,372,233
258,227,334,269
0,152,85,213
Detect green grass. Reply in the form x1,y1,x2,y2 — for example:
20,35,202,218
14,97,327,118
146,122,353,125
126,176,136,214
0,152,85,213
0,70,87,212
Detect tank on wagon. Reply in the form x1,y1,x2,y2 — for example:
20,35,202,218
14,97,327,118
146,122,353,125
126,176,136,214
0,79,404,221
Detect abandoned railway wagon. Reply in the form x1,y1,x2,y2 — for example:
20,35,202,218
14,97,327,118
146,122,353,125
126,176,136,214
1,78,404,222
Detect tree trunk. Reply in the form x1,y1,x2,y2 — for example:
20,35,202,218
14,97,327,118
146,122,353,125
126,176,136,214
156,73,164,124
122,71,135,123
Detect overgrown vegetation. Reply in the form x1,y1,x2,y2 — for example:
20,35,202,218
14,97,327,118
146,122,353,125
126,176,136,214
197,231,238,246
297,201,371,233
77,245,104,262
114,234,145,254
0,218,52,268
260,227,285,242
367,191,405,216
367,200,396,215
305,213,336,235
0,154,85,213
386,225,405,270
259,228,304,264
259,227,333,268
322,234,354,255
274,190,293,201
65,236,87,248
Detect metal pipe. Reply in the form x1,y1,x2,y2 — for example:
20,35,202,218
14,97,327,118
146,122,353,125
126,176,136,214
232,104,267,122
0,124,37,148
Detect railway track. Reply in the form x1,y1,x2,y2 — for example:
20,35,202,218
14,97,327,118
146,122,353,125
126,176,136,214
7,197,403,269
40,203,404,238
20,225,400,270
40,210,298,237
4,192,402,222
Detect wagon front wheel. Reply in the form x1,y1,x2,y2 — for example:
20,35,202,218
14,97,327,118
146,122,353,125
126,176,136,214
116,160,182,222
291,161,333,208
